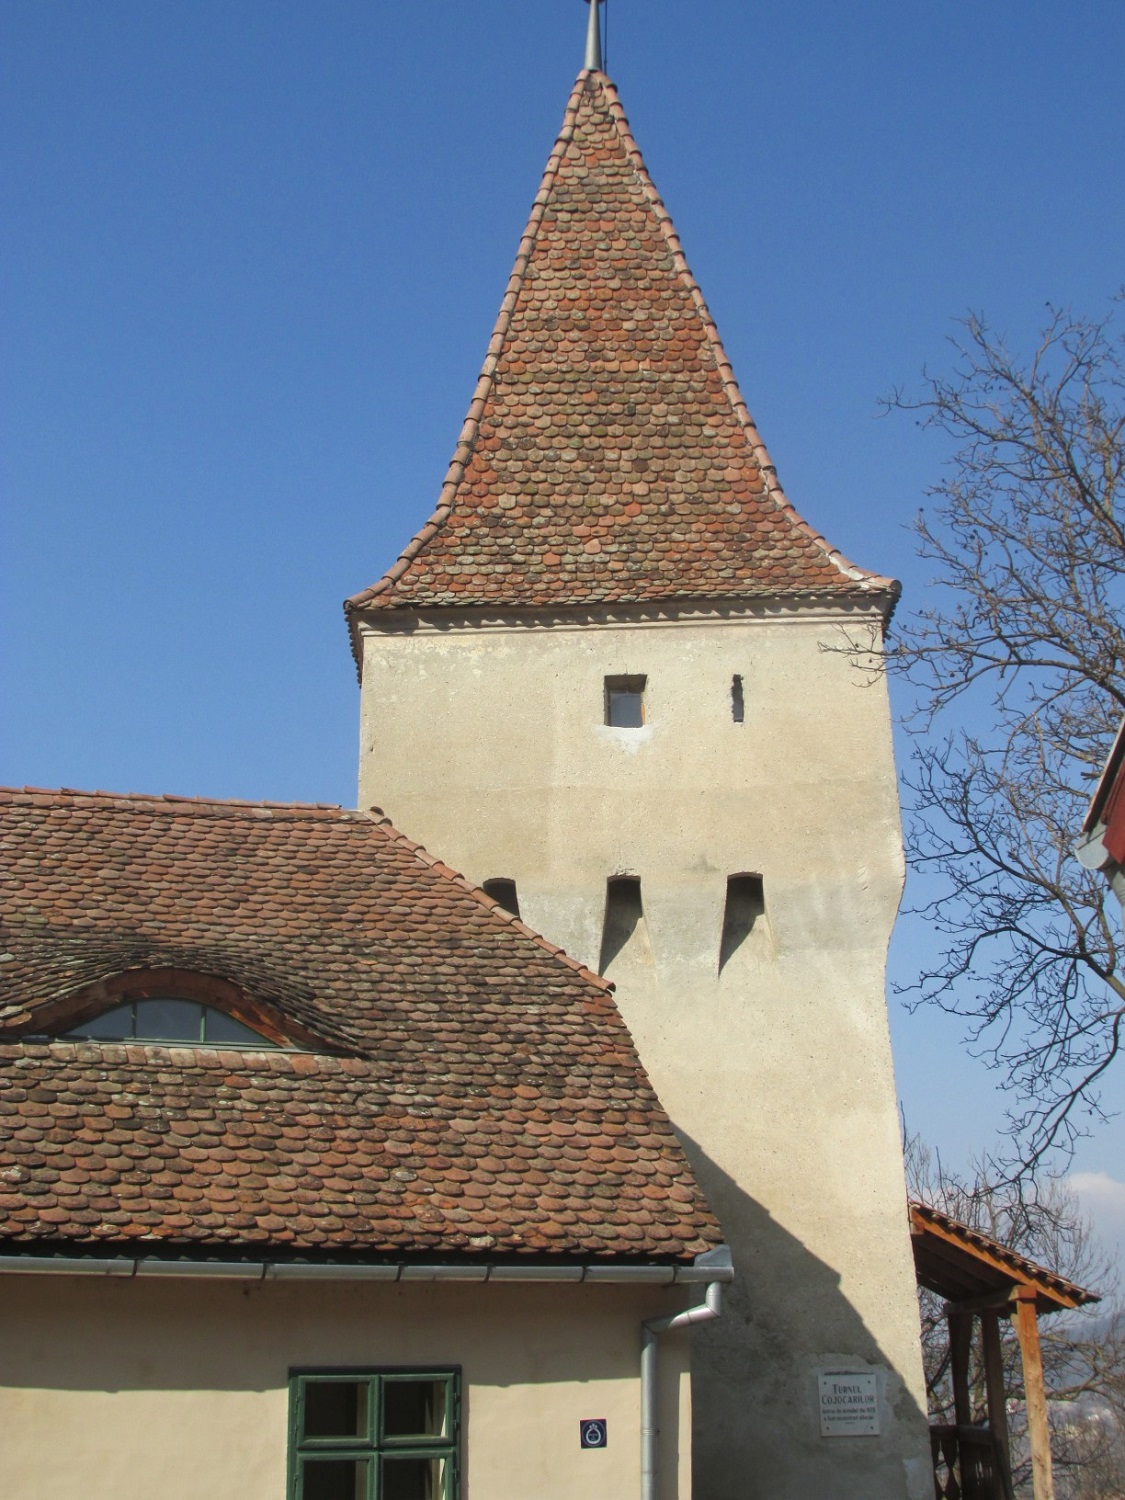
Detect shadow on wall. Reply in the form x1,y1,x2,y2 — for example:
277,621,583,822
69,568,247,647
675,1130,931,1500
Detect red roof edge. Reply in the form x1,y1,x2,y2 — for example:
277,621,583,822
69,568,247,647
361,808,614,996
343,71,593,641
0,786,348,818
1082,713,1125,837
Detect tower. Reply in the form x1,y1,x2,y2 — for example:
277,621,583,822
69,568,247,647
346,54,930,1500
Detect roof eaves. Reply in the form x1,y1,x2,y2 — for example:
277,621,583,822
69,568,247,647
0,1248,732,1281
909,1201,1099,1310
348,582,902,636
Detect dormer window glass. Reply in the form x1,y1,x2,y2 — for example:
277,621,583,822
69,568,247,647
62,998,276,1048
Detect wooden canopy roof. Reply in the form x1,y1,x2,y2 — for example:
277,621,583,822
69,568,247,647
910,1201,1099,1315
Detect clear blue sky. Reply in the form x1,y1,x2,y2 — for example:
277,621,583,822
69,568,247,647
2,1,1123,1256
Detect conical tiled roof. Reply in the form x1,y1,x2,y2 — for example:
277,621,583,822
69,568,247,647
347,70,895,618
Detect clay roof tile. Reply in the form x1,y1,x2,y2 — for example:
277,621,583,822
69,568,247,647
346,69,896,629
0,785,719,1265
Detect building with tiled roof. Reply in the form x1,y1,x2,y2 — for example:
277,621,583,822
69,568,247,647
0,785,729,1498
352,50,930,1500
1,14,931,1500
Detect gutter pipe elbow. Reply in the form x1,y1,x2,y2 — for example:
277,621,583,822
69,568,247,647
640,1246,732,1500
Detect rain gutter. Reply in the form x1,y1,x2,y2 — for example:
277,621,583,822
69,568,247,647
0,1253,733,1285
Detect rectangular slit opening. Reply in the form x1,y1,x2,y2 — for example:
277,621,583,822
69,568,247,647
719,873,765,971
599,875,646,973
731,674,745,723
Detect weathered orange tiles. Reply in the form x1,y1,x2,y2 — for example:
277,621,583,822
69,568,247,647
346,70,894,621
0,787,720,1263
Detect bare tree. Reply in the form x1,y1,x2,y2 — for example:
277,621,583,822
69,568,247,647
1058,1413,1125,1500
892,297,1125,1171
906,1137,1125,1498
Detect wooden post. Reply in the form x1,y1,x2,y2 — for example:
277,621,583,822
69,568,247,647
948,1308,974,1426
981,1309,1015,1500
1014,1288,1054,1500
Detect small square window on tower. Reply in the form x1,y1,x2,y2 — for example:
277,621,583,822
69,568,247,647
604,675,646,727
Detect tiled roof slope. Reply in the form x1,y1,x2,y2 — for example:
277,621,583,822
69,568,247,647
0,787,720,1262
347,69,895,618
910,1202,1098,1312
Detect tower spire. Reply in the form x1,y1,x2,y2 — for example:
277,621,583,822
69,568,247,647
345,71,895,624
583,0,603,72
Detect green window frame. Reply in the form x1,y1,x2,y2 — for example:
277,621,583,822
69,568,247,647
288,1368,460,1500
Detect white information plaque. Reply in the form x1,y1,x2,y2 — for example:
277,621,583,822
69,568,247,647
818,1372,879,1436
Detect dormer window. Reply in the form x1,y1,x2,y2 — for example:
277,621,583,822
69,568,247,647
15,967,333,1053
61,997,277,1048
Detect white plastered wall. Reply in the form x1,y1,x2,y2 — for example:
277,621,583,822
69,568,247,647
358,604,932,1500
0,1276,691,1500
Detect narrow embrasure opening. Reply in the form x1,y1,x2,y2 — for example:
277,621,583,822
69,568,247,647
599,875,648,974
719,874,766,972
482,878,520,918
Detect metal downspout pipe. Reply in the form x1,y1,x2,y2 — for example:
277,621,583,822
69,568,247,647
641,1246,732,1500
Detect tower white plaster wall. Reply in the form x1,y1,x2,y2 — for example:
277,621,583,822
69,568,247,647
357,602,932,1500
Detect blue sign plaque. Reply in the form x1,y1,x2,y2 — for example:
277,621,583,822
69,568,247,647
580,1418,608,1449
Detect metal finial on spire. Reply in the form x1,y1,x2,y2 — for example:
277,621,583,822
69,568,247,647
583,0,604,72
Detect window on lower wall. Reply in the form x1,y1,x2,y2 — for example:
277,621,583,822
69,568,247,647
289,1370,460,1500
